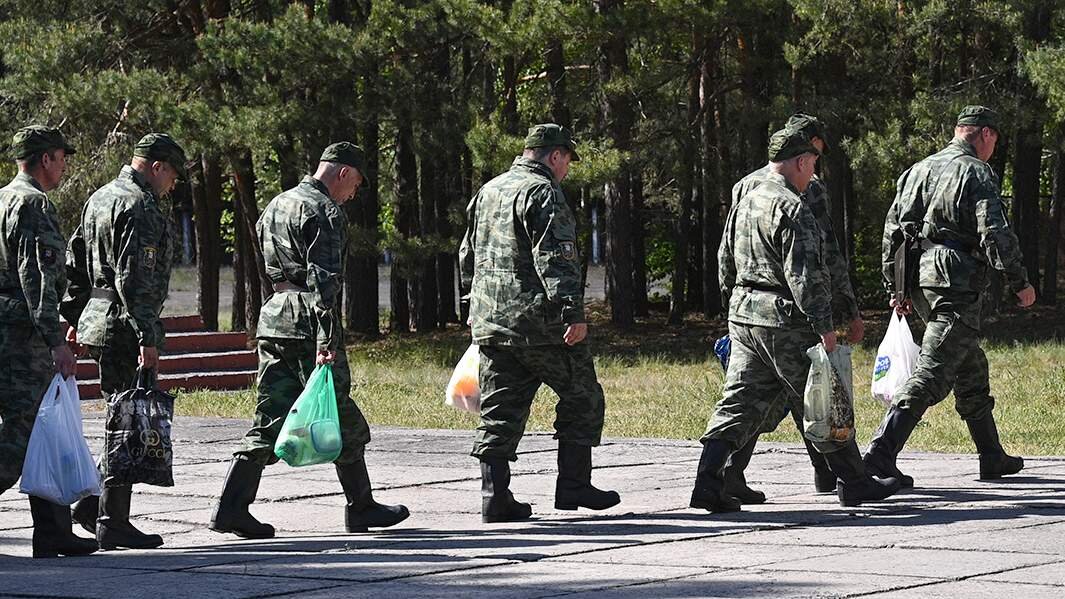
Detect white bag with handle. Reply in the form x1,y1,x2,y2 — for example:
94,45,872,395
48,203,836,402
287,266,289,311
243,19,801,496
870,314,921,407
445,345,481,414
19,375,101,505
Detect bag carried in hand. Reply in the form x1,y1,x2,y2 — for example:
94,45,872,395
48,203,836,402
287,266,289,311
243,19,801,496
20,375,101,505
804,344,856,444
870,313,920,407
444,345,481,414
273,364,342,467
713,335,731,372
103,369,175,487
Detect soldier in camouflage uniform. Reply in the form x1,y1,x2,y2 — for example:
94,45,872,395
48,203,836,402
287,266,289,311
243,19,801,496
0,126,97,558
459,124,620,523
867,106,1035,486
722,114,863,502
66,133,184,550
210,142,408,539
690,128,900,513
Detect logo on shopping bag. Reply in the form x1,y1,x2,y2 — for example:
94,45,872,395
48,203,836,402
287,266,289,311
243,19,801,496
131,429,166,459
873,356,891,381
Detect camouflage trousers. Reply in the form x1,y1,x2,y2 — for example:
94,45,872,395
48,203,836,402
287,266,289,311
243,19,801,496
0,323,52,495
87,320,141,399
471,343,605,461
891,290,994,421
235,337,370,467
702,322,843,454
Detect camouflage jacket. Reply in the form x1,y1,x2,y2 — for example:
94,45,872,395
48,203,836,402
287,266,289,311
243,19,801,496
732,167,859,323
0,171,67,347
68,165,173,348
883,139,1027,326
256,176,345,351
719,170,833,334
459,157,582,346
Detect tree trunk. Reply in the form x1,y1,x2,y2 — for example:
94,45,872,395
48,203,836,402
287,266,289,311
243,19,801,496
414,151,440,332
687,164,704,309
231,191,247,332
1011,118,1043,292
668,30,701,326
346,78,381,336
1041,146,1064,306
700,36,725,318
545,39,571,127
596,0,635,326
631,173,648,317
230,150,265,335
193,154,223,331
391,119,417,333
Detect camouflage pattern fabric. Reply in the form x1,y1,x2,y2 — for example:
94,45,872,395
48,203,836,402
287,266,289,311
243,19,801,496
472,344,605,461
236,337,370,466
0,172,67,494
67,165,173,348
459,156,584,346
256,176,345,351
882,138,1027,329
87,322,139,399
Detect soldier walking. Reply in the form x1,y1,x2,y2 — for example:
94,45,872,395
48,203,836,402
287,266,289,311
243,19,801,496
691,128,901,513
722,114,864,503
210,143,408,539
868,106,1035,485
66,133,185,550
459,124,620,523
0,126,97,558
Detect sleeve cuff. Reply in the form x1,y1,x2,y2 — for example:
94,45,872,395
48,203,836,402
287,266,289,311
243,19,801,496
561,304,585,325
811,317,834,336
42,331,65,349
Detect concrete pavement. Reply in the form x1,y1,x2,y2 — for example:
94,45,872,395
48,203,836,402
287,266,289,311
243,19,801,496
2,415,1064,598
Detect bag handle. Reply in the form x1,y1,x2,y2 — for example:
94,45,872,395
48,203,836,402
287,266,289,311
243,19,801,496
129,367,157,391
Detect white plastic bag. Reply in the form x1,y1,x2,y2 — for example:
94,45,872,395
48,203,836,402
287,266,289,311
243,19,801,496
445,345,481,414
804,344,855,444
870,314,921,407
20,375,101,505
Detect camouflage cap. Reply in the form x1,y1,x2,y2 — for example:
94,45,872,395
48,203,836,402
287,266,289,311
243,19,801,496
767,127,820,162
785,113,830,155
956,105,999,132
320,141,366,173
524,123,581,162
133,133,188,178
11,125,76,160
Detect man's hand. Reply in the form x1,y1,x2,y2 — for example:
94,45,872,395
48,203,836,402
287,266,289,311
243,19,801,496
563,323,588,346
890,296,913,316
51,344,77,378
139,345,159,370
316,349,336,365
820,331,837,354
1016,284,1036,308
847,316,865,344
65,326,85,357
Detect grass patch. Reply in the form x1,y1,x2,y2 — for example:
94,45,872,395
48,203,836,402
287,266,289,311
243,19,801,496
160,313,1065,456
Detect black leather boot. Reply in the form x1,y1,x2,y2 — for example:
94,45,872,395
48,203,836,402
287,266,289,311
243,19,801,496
71,494,99,534
480,457,533,523
97,485,163,550
825,441,902,507
209,458,275,539
30,496,98,559
554,442,621,510
966,414,1024,480
806,439,837,493
690,439,741,513
863,406,918,488
722,435,766,504
336,459,409,533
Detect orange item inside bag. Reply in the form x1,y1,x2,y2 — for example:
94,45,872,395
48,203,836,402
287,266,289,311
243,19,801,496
445,345,481,414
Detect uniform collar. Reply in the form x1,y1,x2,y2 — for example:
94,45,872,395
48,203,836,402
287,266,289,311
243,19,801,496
765,170,800,196
121,165,155,195
301,175,333,199
510,156,558,185
13,170,44,192
949,138,980,158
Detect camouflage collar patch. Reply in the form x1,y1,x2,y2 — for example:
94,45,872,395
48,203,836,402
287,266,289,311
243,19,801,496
142,246,157,269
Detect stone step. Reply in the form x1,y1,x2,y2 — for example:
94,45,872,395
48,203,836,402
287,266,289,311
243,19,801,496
165,330,250,353
75,350,258,380
62,314,208,335
77,369,257,400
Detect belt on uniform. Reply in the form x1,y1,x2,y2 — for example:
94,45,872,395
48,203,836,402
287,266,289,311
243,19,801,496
90,287,120,302
272,281,308,293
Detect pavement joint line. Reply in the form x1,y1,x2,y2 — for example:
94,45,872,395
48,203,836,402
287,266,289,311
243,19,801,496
528,568,719,599
840,558,1065,598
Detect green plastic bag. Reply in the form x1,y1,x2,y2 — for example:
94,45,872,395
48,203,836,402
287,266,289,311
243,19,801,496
273,364,343,467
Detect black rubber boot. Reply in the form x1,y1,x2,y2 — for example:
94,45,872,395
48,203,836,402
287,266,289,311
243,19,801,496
71,494,99,535
966,414,1024,480
690,439,741,513
805,438,837,493
554,442,621,511
825,441,902,507
30,496,99,559
863,406,919,488
480,458,533,523
336,459,409,533
722,435,766,504
97,485,163,550
209,458,275,539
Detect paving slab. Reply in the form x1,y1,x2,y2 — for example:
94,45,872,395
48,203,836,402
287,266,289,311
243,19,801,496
1,417,1062,597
